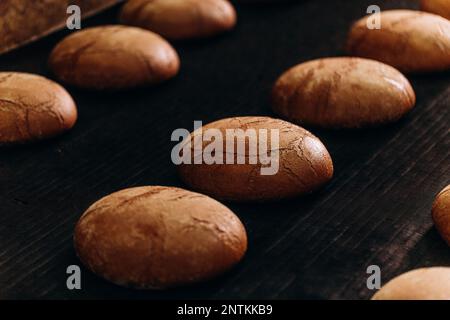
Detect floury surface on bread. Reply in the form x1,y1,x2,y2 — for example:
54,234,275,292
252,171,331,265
120,0,237,40
177,116,334,202
347,10,450,73
372,267,450,300
272,57,416,128
432,185,450,246
0,72,77,144
49,25,180,90
74,186,247,289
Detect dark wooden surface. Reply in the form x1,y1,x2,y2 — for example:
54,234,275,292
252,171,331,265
0,0,449,300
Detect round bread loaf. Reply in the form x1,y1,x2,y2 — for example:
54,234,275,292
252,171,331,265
74,186,247,289
0,72,77,145
119,0,236,40
272,57,416,128
346,10,450,73
49,25,180,90
432,184,450,246
372,267,450,300
177,116,333,202
421,0,450,20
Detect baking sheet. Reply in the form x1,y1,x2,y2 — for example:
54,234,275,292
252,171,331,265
0,0,448,299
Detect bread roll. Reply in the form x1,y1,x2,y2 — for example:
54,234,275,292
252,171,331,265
74,186,248,289
347,10,450,73
372,267,450,300
177,116,333,202
0,72,77,144
120,0,236,40
49,25,180,90
432,185,450,246
272,57,415,128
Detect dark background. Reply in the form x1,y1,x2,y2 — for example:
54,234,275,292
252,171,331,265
0,0,449,300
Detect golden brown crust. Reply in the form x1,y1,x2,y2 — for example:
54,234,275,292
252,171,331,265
346,10,450,73
119,0,236,40
372,267,450,300
432,184,450,246
272,57,416,128
0,0,121,55
177,116,334,202
74,186,247,289
0,72,77,145
49,25,180,90
421,0,450,19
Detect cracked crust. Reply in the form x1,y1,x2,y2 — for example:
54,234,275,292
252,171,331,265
372,267,450,300
346,10,450,73
272,57,416,129
0,72,77,145
177,116,334,202
421,0,450,20
48,25,180,90
119,0,236,40
74,186,247,289
432,184,450,246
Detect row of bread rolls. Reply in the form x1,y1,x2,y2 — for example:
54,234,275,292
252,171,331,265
0,0,448,298
0,0,239,143
361,1,450,300
4,6,450,140
0,0,246,291
72,0,450,298
0,0,269,292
